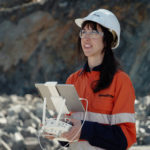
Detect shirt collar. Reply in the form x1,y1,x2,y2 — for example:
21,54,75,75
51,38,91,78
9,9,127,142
83,61,103,72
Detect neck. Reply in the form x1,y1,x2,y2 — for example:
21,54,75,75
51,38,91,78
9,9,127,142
88,54,104,70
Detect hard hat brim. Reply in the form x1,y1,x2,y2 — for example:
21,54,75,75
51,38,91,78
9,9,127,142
75,18,85,28
75,18,103,28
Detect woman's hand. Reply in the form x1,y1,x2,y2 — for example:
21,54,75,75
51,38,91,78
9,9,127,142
43,132,55,140
40,123,55,140
61,118,82,142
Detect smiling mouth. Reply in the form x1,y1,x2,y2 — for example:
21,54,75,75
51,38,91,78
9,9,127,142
84,44,92,48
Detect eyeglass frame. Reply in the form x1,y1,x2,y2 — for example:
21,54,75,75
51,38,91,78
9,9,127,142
79,30,104,39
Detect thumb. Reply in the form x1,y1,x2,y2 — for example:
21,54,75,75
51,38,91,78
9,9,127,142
70,118,80,125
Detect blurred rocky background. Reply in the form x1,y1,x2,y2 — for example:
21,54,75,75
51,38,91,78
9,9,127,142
0,0,150,97
0,0,150,149
0,94,150,150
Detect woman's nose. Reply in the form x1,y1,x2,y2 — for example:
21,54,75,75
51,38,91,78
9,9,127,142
83,34,91,41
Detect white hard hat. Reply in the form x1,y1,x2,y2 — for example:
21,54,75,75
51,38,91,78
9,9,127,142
75,9,120,49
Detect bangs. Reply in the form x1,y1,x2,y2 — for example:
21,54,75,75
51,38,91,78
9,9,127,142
81,21,98,31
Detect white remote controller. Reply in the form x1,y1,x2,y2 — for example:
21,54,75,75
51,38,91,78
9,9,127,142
42,118,72,141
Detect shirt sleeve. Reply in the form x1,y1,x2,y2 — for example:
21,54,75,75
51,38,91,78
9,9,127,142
66,75,73,84
80,121,127,150
111,72,136,148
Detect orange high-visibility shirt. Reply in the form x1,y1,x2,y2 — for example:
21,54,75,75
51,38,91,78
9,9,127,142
66,69,136,148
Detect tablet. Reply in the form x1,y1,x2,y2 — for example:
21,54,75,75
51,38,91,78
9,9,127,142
35,83,85,113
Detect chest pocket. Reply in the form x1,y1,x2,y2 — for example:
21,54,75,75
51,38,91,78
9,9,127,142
92,93,114,114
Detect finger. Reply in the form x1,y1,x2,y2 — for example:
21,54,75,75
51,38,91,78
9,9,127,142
44,132,53,135
63,130,79,141
44,133,55,139
45,135,55,140
70,118,78,124
62,126,80,141
63,123,80,136
68,127,80,139
62,126,75,137
70,119,81,126
44,132,55,136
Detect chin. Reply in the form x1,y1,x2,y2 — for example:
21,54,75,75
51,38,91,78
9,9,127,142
84,53,93,57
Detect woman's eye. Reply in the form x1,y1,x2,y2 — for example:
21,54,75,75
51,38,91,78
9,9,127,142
82,30,86,34
92,30,98,34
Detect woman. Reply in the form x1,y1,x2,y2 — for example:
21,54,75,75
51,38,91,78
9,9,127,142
61,9,136,150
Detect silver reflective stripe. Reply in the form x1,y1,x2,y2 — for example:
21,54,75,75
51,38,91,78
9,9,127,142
71,111,135,125
111,113,135,124
70,141,105,150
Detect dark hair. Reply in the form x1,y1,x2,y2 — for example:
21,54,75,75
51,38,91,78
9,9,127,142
77,21,122,93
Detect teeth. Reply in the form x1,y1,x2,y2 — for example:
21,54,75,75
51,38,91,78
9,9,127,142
85,44,91,48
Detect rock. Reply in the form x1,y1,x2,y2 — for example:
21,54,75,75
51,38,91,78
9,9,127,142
10,95,21,103
0,118,7,125
0,0,32,8
18,108,31,122
21,129,36,138
142,135,150,145
12,141,26,150
25,94,33,102
130,146,150,150
13,132,24,142
139,128,146,134
58,1,68,8
33,102,43,119
0,138,11,150
0,112,4,118
0,95,11,110
24,137,41,150
30,112,41,128
1,133,13,146
23,119,37,128
145,121,150,133
7,105,22,115
27,126,37,135
3,124,18,134
135,96,150,145
6,116,21,126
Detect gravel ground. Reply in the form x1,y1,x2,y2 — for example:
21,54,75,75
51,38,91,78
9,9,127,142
0,94,150,149
130,146,150,150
